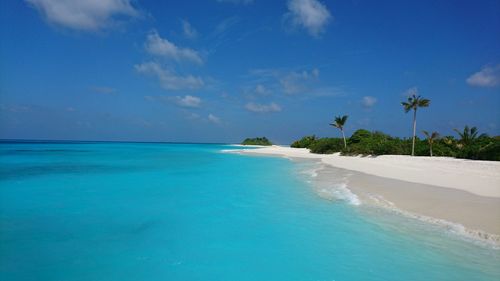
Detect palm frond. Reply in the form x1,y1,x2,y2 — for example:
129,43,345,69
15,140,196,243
330,115,348,130
402,94,431,113
329,123,340,129
401,102,412,113
418,98,430,107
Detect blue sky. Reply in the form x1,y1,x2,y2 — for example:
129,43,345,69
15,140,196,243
0,0,499,143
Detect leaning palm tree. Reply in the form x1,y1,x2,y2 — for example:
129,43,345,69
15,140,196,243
422,130,439,157
401,94,430,156
330,115,348,149
454,126,478,146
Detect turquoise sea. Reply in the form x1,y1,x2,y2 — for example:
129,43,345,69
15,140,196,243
0,142,499,281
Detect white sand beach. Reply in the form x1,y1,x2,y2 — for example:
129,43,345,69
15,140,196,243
233,145,500,197
228,145,500,240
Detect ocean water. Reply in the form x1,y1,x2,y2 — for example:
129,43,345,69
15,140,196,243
0,142,499,281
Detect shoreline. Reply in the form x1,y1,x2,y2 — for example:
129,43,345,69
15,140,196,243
225,145,500,247
228,145,500,197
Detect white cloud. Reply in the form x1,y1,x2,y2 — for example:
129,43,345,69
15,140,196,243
280,69,319,94
0,104,31,113
361,96,377,108
26,0,139,32
145,31,203,65
466,64,500,87
186,112,200,120
254,84,272,96
135,62,204,90
212,16,240,38
245,102,282,113
171,95,201,108
216,0,254,4
145,94,202,108
208,113,221,124
285,0,331,37
182,20,198,39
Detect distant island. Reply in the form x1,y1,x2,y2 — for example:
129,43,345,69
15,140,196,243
241,137,273,146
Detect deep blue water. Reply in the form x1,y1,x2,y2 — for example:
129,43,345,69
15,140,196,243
0,142,499,280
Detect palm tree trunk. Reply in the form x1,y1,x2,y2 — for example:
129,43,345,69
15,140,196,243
430,143,433,157
341,129,347,149
412,109,417,156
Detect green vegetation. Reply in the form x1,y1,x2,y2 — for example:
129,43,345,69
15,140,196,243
296,92,499,161
241,137,272,146
288,93,499,161
422,131,439,157
309,138,345,154
290,127,500,161
343,130,408,156
290,135,316,148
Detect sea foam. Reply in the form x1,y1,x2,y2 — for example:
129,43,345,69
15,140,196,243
298,162,361,206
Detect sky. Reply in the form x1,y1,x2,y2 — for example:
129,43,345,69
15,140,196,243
0,0,499,144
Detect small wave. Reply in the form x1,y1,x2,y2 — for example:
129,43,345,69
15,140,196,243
219,149,241,153
316,182,361,206
302,167,319,178
365,194,500,249
299,164,361,206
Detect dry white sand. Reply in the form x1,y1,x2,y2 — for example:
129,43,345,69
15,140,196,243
232,145,500,198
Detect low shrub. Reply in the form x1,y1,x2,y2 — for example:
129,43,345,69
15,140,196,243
291,135,316,148
290,128,500,161
309,138,344,154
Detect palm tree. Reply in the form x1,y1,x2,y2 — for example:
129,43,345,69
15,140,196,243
422,130,439,157
401,94,430,156
330,115,348,149
454,126,478,146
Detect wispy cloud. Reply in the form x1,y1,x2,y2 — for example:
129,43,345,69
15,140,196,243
170,95,202,108
279,68,319,94
208,113,221,124
185,112,201,120
206,16,241,54
284,0,331,37
466,64,500,87
0,104,31,113
254,84,271,96
244,84,272,99
135,62,204,90
246,67,345,99
26,0,139,32
213,16,240,38
245,102,282,113
145,94,202,108
181,19,198,39
361,96,377,108
145,30,203,65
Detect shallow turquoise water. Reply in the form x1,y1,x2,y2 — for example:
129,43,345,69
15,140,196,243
0,142,499,280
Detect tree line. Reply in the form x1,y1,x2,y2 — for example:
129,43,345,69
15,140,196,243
292,93,500,161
